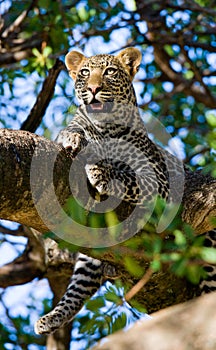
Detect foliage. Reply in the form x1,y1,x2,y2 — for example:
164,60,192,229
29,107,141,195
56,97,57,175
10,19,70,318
0,0,215,349
71,281,148,349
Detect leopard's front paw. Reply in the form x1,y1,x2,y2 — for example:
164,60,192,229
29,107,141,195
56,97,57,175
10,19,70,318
34,312,64,335
57,132,84,155
85,164,110,195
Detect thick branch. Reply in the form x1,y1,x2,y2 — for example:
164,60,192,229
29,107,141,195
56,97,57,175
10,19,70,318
0,228,76,289
1,128,215,312
183,169,216,234
92,292,216,350
0,128,215,242
0,128,72,233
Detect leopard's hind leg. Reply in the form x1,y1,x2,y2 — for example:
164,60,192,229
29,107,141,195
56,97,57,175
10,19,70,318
199,230,216,295
34,254,103,334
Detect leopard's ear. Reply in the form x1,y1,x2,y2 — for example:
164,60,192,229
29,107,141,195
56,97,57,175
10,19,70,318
116,48,142,81
65,51,87,80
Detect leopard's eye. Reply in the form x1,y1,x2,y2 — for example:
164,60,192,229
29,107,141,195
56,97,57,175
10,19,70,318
104,67,117,76
80,68,90,77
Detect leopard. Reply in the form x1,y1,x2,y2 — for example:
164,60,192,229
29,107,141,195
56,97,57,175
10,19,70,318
199,230,216,294
34,48,216,335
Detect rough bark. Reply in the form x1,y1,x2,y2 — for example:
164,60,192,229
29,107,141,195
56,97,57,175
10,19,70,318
92,291,216,350
0,128,215,236
0,127,215,314
182,170,216,234
0,129,75,349
0,129,72,232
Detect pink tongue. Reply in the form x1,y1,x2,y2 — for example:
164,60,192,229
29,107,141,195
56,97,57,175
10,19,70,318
91,103,103,110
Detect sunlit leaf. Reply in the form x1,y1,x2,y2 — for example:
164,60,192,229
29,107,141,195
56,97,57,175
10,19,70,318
184,70,194,79
200,247,216,264
206,112,216,127
174,229,187,246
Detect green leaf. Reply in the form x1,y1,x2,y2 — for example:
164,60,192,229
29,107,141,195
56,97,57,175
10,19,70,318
85,297,106,312
161,252,180,263
105,210,119,227
111,313,127,333
32,48,41,58
150,259,161,271
208,133,216,149
186,264,202,284
38,0,51,9
184,70,194,79
164,45,175,56
171,257,187,276
200,247,216,264
43,46,52,57
193,0,208,5
124,256,144,278
206,112,216,127
174,230,186,246
88,212,105,228
130,299,147,313
105,210,121,237
104,290,122,304
65,197,87,225
152,236,162,253
78,6,89,21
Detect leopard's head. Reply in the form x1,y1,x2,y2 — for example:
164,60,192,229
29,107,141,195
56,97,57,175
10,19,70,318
65,48,141,113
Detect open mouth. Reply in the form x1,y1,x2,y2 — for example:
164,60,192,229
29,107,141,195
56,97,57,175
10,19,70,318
86,99,113,113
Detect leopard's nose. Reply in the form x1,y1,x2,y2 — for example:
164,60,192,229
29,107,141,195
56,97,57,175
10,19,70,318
88,84,102,95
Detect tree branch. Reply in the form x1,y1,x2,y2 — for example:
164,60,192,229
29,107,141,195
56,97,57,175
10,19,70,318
0,227,45,288
21,59,65,133
0,37,43,66
0,128,215,242
0,225,77,349
0,128,215,314
0,128,73,233
0,223,25,236
183,169,216,234
152,45,216,108
125,267,153,302
92,292,216,350
135,0,216,108
1,0,36,39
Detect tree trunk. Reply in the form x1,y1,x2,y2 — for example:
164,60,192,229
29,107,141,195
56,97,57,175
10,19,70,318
0,128,215,235
0,128,215,313
92,291,216,350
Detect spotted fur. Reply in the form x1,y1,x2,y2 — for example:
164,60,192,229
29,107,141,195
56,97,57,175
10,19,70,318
35,48,216,335
199,230,216,294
